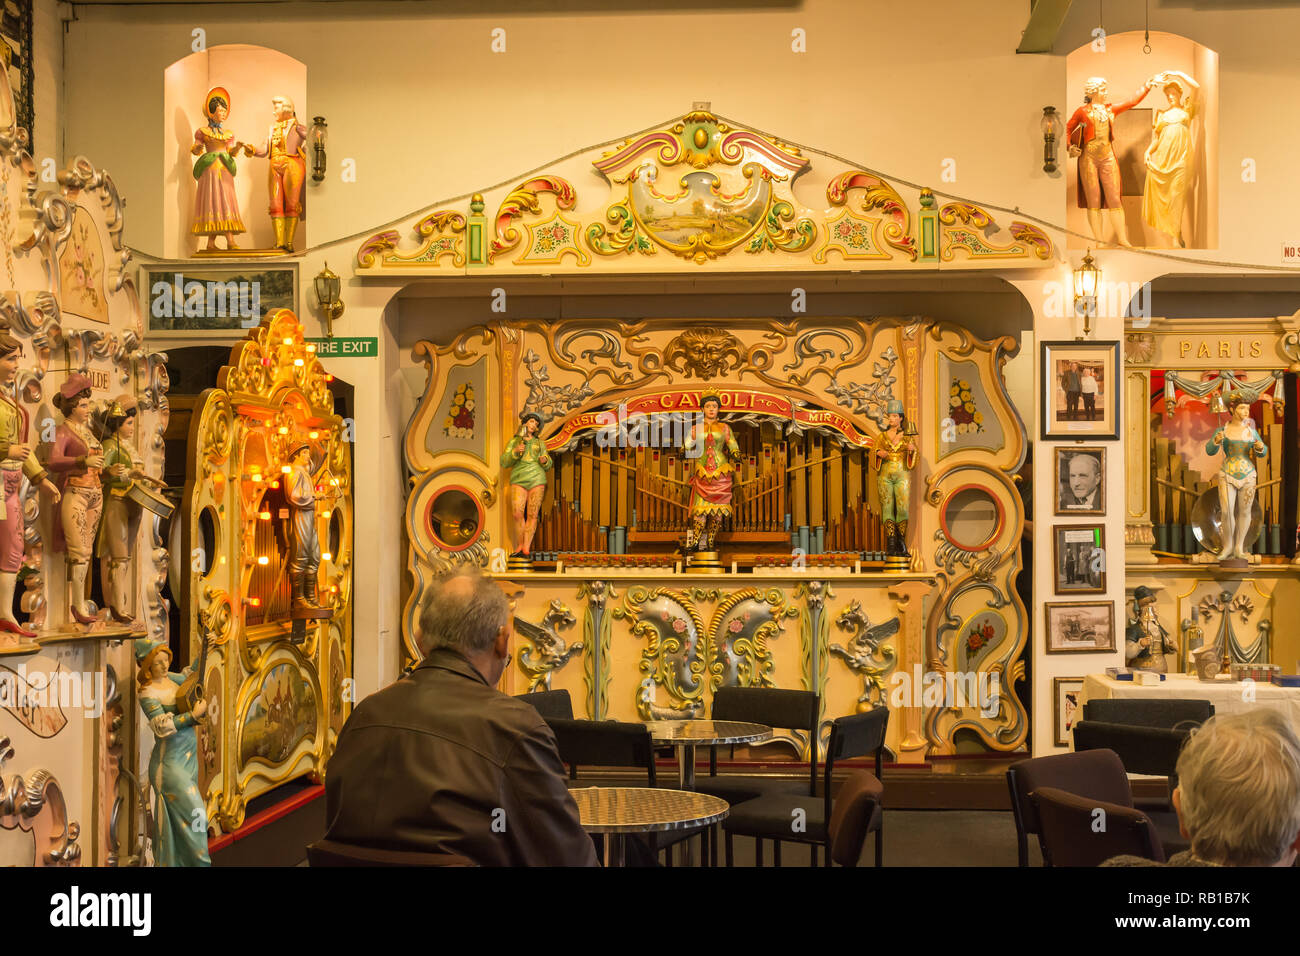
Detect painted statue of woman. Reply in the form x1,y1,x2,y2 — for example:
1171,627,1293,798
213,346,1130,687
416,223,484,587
1205,392,1267,562
191,87,248,252
99,395,163,624
46,374,104,625
500,412,552,559
872,400,918,558
0,326,59,640
136,637,211,867
1067,76,1154,247
683,390,741,555
1142,70,1200,248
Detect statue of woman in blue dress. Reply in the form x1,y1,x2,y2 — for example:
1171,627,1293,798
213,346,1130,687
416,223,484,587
136,637,211,867
1205,392,1267,562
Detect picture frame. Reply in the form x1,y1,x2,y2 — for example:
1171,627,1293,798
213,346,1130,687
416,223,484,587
1053,524,1106,593
1045,601,1116,654
1053,677,1084,747
1054,446,1106,516
141,261,298,339
1041,340,1120,440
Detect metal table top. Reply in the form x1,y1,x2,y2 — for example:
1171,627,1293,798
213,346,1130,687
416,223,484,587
572,787,730,834
644,719,773,746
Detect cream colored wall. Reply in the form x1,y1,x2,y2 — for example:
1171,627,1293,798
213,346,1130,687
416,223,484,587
32,0,63,166
51,0,1300,739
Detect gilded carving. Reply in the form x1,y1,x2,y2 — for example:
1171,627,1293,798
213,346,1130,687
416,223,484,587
829,601,900,710
514,599,582,692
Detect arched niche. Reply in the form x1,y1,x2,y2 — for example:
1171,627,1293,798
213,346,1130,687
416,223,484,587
1065,31,1219,251
163,45,308,259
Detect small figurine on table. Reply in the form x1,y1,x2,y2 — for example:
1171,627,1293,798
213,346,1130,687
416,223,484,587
136,637,211,867
0,326,59,641
500,412,552,561
1125,585,1177,674
287,442,330,619
250,96,308,252
872,400,918,562
683,389,741,556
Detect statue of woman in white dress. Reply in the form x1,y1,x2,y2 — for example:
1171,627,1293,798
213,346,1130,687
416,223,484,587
1142,71,1200,248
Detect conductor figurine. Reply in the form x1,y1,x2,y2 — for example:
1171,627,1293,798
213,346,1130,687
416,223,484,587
287,441,329,619
1125,585,1177,673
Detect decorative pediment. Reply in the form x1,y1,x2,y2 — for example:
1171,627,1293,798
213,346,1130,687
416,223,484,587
356,111,1054,276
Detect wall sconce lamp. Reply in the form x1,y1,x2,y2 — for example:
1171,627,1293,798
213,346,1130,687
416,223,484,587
310,116,328,183
1073,250,1100,337
1041,106,1060,173
314,262,344,338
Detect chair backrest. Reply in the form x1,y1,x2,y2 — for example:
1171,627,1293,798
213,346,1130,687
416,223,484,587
546,717,656,786
820,708,889,822
1082,697,1213,731
710,686,820,793
1006,748,1131,866
515,688,575,720
828,769,884,867
1031,786,1165,867
306,839,475,867
1072,720,1190,780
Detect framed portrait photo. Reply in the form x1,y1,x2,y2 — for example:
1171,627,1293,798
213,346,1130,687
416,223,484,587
141,261,298,339
1053,524,1106,593
1041,340,1120,440
1053,677,1084,747
1054,446,1105,516
1045,601,1116,654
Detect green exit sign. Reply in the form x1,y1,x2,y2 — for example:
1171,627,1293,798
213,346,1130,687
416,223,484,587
307,336,378,358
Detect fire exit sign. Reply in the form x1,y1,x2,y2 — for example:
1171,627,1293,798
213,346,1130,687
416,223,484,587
307,336,378,358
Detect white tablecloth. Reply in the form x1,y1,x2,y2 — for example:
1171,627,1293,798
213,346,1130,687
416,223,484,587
1079,673,1300,735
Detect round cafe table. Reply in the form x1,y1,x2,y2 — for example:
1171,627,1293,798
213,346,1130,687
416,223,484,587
644,719,773,791
573,786,729,867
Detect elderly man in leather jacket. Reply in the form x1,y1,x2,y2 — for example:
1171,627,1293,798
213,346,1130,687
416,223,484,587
324,567,598,866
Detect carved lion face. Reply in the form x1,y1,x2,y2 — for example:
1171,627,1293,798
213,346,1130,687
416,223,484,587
664,328,743,380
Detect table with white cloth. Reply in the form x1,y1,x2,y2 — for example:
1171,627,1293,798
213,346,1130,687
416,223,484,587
1079,672,1300,734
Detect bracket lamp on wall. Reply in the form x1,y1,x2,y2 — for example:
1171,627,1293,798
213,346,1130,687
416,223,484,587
1073,250,1100,338
1041,106,1060,173
314,262,344,339
310,116,328,183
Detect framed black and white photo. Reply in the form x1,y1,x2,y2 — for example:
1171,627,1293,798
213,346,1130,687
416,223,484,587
141,262,298,339
1045,601,1116,654
1054,446,1105,516
1053,524,1106,594
1041,340,1120,440
1053,677,1084,746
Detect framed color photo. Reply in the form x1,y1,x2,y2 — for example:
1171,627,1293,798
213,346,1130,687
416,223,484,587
141,262,298,339
1053,524,1106,593
1045,601,1115,654
1041,340,1120,440
1053,677,1084,747
1054,447,1105,516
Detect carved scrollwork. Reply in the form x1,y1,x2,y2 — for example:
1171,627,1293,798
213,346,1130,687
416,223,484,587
515,599,582,692
824,345,898,426
521,348,594,422
616,585,707,719
0,740,82,865
829,601,899,710
707,587,797,692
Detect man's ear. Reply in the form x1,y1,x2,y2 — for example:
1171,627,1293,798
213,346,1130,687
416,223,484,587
1171,787,1190,840
494,625,510,657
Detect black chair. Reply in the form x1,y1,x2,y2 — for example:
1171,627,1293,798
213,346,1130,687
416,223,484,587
723,707,888,867
1031,787,1165,866
696,687,819,804
306,839,475,867
1081,697,1213,730
515,688,575,720
828,770,886,867
1006,748,1133,867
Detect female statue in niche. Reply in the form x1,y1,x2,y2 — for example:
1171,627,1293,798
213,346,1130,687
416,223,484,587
45,374,104,624
1067,76,1154,247
501,412,552,559
1205,393,1267,563
136,637,211,867
1142,71,1200,248
683,390,741,556
190,87,249,252
873,400,917,559
0,326,59,640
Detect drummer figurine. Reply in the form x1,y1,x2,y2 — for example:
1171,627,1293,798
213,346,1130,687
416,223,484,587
100,395,165,624
287,441,329,620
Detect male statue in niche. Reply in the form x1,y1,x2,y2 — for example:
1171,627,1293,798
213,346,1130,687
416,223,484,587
287,441,330,619
250,95,308,252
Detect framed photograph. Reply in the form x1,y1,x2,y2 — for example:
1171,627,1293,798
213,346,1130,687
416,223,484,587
1041,340,1120,440
1054,446,1105,516
1053,677,1084,747
1045,601,1116,654
1053,524,1106,593
141,262,298,339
